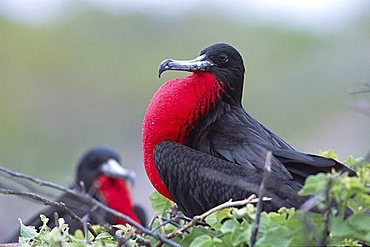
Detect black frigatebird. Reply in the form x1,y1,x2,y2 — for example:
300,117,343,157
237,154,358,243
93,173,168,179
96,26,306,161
7,146,147,242
142,43,355,217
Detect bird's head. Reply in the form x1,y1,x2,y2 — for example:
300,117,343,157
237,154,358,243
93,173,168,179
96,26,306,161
76,146,136,190
158,43,245,105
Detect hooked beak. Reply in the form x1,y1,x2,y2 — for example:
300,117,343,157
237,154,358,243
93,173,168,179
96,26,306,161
158,54,214,78
100,159,136,187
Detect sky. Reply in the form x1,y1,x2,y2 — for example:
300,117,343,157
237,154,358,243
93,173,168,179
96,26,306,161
0,0,368,32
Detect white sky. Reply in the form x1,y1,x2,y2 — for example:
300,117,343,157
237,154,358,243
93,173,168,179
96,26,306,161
0,0,368,31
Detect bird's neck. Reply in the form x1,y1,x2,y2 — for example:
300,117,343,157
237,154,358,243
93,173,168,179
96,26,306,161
142,72,222,199
96,176,140,224
213,68,244,106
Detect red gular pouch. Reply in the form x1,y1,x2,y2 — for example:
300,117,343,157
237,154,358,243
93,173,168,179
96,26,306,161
96,175,140,225
142,72,222,200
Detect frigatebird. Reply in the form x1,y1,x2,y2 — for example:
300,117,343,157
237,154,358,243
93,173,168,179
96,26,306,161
142,43,355,217
7,146,146,242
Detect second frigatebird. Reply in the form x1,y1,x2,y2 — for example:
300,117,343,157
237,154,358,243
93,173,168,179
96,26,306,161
142,43,355,217
7,146,146,242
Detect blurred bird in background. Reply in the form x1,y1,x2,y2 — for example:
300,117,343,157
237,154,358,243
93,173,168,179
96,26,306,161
5,146,147,243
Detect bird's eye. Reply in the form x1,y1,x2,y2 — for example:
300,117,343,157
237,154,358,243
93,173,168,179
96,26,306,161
218,53,228,63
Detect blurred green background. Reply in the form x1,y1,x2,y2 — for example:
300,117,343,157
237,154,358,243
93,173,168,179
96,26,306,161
0,0,369,240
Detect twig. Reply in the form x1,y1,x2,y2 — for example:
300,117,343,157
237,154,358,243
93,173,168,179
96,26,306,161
162,194,267,243
134,235,153,247
53,212,59,228
0,166,77,195
151,215,188,233
0,166,179,247
0,188,98,238
157,215,166,234
81,214,90,243
318,176,333,247
250,151,272,247
300,194,323,212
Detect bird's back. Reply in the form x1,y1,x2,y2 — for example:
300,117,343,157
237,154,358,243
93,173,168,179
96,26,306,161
206,105,355,184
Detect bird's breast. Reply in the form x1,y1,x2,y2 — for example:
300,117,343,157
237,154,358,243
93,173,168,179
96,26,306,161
142,72,221,199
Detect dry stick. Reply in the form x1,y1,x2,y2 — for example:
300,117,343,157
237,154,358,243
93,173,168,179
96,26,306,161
151,215,187,234
0,166,179,247
318,176,333,247
134,235,153,247
161,194,270,244
81,214,90,243
250,151,272,247
157,215,166,234
299,194,323,212
0,188,98,238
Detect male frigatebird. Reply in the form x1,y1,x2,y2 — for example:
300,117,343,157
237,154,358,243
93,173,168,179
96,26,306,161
7,146,146,242
142,43,355,217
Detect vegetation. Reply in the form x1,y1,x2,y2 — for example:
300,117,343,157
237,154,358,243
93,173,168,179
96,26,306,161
16,152,370,246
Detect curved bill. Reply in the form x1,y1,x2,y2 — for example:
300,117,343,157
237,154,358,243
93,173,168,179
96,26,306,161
158,54,214,78
100,159,136,186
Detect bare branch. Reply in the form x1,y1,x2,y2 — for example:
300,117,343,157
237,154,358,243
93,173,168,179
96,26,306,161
0,166,179,247
0,188,98,238
300,194,323,212
318,176,333,247
134,235,153,247
250,151,272,247
155,194,270,246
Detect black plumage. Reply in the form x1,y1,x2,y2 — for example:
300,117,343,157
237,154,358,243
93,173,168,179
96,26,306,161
154,43,355,217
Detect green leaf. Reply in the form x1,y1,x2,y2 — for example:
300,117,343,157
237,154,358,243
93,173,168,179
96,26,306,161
205,208,232,230
299,173,328,196
233,206,248,219
73,229,85,240
256,226,292,247
205,212,220,230
18,218,38,239
319,150,338,160
216,208,232,222
149,191,173,215
348,214,370,232
330,216,355,237
64,243,88,247
180,226,215,246
231,223,251,246
95,232,113,240
189,235,213,247
220,219,239,234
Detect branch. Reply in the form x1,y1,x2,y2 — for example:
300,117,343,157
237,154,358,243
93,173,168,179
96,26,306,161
0,166,78,194
299,194,323,212
250,151,272,247
0,166,179,247
0,188,98,238
161,194,270,244
318,176,333,247
134,235,153,247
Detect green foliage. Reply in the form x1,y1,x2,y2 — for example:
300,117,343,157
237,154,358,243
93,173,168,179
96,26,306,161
145,154,370,247
149,190,174,216
15,154,370,246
